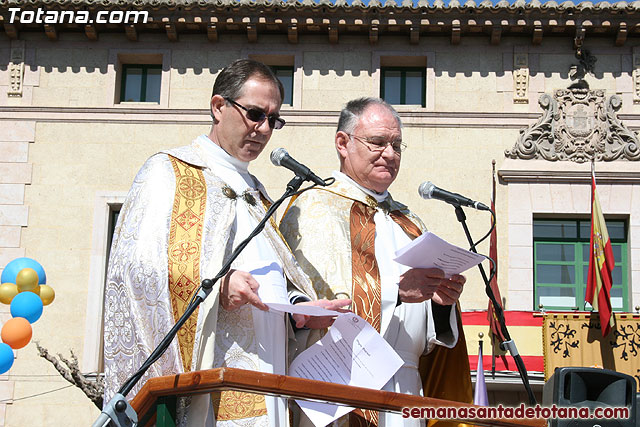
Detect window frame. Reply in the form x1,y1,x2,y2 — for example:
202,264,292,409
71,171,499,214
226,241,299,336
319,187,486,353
119,64,162,103
269,65,294,107
82,193,126,374
380,66,426,107
245,53,300,109
533,218,629,312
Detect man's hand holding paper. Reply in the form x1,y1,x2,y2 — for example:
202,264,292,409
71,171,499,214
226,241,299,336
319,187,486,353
432,273,466,305
394,231,477,305
239,261,350,329
220,268,269,311
292,298,352,329
397,267,465,304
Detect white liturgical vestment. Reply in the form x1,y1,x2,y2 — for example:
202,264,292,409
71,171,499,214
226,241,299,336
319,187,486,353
103,135,315,426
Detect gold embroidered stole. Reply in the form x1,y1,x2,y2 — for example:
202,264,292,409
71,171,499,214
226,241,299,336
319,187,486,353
348,201,422,427
389,211,422,241
349,202,381,333
167,156,207,372
212,391,267,421
169,158,268,421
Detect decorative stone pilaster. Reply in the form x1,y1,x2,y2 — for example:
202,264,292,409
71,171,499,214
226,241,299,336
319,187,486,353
513,53,529,104
7,41,25,98
633,54,640,104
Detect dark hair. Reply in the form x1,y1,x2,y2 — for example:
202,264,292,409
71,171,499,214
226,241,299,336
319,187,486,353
336,97,402,134
212,59,285,102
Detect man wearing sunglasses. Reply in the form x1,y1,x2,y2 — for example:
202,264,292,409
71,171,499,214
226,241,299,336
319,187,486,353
103,59,345,426
280,97,473,426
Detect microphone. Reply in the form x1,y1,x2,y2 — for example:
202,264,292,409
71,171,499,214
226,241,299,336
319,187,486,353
270,148,327,186
418,181,490,211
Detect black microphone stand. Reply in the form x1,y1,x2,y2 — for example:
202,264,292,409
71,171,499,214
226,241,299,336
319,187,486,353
453,205,537,406
93,175,306,427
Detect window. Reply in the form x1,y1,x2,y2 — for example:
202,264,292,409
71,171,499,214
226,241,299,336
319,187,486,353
247,54,297,107
119,64,161,103
271,66,293,106
82,194,126,374
533,219,628,312
109,50,169,107
381,67,425,107
106,208,120,265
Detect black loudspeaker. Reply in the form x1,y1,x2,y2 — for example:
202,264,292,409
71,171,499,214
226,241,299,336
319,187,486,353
543,367,637,427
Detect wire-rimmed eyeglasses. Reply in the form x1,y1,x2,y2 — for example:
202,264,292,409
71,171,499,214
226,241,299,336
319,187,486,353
349,134,406,154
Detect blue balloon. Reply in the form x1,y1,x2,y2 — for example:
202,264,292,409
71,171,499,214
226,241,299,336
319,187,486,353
0,343,14,374
10,292,43,324
1,258,46,285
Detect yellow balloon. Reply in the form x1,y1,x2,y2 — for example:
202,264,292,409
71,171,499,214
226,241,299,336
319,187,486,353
16,268,39,292
0,283,18,304
39,285,55,306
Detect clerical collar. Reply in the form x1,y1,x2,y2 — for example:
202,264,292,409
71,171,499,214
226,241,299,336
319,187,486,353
332,171,389,203
195,134,250,174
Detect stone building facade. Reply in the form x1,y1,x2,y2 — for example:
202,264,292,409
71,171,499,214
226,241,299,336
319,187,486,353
0,0,639,424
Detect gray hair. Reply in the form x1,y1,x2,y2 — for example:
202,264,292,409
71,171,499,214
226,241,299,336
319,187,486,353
336,97,402,134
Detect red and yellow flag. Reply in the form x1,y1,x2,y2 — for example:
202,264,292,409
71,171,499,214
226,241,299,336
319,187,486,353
585,162,615,337
487,160,505,344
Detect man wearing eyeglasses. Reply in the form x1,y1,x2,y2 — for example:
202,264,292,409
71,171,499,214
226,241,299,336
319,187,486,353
103,59,346,426
280,97,472,426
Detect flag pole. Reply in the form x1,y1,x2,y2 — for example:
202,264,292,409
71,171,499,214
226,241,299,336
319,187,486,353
586,159,616,337
474,332,489,406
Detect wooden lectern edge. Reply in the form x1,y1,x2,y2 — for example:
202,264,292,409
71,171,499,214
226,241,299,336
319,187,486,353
130,368,546,427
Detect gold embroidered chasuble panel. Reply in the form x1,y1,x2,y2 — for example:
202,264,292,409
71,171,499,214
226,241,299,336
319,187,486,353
167,156,206,373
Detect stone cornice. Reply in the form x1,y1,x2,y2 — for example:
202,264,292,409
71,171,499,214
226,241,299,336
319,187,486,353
498,158,640,183
1,0,639,45
4,106,640,131
0,106,544,128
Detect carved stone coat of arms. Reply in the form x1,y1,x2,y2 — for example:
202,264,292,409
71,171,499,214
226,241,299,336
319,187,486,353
506,88,640,163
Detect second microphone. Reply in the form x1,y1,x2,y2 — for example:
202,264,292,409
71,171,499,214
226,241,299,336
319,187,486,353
270,148,327,186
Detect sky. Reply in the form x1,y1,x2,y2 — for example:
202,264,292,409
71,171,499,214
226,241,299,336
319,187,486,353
370,0,621,4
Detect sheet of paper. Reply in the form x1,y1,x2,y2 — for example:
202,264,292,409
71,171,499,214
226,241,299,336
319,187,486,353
246,261,340,316
393,231,486,277
266,302,340,316
289,313,404,427
247,261,289,304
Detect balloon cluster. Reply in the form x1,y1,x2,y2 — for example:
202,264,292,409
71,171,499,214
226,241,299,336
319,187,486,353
0,258,55,374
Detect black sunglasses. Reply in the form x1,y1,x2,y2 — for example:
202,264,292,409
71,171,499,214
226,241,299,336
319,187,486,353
224,97,286,130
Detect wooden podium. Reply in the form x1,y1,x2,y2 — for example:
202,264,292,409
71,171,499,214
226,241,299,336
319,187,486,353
130,367,546,427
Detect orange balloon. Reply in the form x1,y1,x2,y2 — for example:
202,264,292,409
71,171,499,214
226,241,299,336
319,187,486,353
1,318,32,350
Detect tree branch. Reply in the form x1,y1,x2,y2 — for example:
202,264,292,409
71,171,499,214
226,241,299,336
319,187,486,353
35,342,104,409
